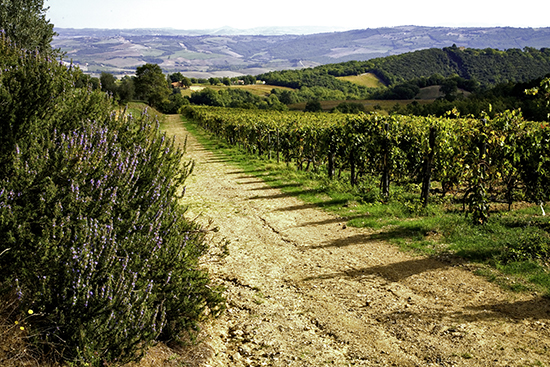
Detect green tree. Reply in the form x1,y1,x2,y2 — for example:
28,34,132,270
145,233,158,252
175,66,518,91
118,75,135,103
181,76,192,88
304,100,322,112
242,75,257,85
274,89,299,105
134,63,170,109
440,78,458,101
0,0,57,54
331,102,365,114
169,72,185,83
526,76,550,116
169,72,192,88
264,94,287,111
189,88,226,106
100,72,118,96
73,68,100,90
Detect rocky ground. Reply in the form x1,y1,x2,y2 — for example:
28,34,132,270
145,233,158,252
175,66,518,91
134,116,550,367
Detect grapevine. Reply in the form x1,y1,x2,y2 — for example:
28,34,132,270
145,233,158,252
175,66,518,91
182,106,549,223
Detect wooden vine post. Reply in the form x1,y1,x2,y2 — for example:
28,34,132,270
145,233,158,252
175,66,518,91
381,122,390,199
276,128,280,164
328,140,335,180
420,126,437,207
470,118,489,224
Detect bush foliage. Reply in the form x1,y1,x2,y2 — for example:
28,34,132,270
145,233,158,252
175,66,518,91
0,35,224,365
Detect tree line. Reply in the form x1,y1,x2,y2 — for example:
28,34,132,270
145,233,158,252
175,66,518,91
71,44,550,115
81,65,260,113
317,45,550,87
394,75,550,121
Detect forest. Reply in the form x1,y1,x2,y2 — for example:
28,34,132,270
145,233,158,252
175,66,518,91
266,46,550,87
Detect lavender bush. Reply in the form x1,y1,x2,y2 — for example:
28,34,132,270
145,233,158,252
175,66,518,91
0,36,224,365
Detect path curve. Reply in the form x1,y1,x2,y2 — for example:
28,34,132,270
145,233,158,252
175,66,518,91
158,116,550,367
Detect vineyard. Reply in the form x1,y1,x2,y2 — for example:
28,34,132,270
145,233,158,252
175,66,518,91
182,106,550,224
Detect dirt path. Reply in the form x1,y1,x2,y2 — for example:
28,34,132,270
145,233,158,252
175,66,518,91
162,116,550,366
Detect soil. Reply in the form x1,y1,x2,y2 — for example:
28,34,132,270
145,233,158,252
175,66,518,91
137,116,550,367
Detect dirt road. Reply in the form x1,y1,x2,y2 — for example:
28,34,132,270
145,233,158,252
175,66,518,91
155,116,550,366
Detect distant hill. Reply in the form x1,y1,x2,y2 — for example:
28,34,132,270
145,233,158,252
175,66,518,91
54,26,347,37
52,26,550,78
257,45,550,102
356,46,550,86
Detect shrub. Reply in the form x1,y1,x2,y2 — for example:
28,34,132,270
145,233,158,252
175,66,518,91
0,35,224,366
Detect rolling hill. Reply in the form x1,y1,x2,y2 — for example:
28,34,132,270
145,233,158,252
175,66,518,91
53,26,550,78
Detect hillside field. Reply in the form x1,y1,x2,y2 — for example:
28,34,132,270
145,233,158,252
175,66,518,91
337,72,385,88
53,26,550,78
180,84,295,97
179,82,439,113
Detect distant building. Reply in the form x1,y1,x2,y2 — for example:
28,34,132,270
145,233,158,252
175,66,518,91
171,81,187,88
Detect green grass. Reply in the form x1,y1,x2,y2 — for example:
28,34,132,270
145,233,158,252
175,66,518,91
181,116,550,296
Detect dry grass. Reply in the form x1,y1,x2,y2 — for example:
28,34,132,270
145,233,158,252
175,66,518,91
0,290,214,367
180,83,295,98
0,290,58,367
123,339,215,367
337,73,385,88
416,85,445,99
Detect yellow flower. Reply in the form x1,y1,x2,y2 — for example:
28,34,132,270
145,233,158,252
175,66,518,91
28,309,33,315
20,326,24,331
14,321,19,325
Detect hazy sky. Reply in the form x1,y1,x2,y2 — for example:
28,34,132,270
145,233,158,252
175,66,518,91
46,0,549,31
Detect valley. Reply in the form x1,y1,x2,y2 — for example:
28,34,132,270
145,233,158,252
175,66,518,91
53,26,550,78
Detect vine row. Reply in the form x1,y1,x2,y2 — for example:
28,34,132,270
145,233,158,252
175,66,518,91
182,106,549,223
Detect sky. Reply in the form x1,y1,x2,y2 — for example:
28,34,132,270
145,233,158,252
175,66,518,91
46,0,550,31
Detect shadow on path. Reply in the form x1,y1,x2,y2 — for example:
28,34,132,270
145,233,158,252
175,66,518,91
309,227,420,250
249,189,322,201
381,296,550,322
248,183,302,191
302,257,453,283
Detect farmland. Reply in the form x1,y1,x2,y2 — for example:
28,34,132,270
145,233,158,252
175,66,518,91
182,83,295,98
52,26,550,78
